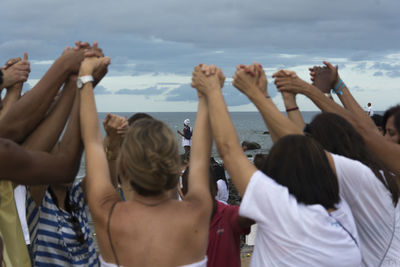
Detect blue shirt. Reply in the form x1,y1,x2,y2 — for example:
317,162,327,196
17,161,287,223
27,180,98,266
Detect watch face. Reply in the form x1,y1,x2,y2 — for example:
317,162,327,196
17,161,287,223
77,79,83,88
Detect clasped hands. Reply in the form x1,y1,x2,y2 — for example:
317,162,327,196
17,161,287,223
191,62,308,98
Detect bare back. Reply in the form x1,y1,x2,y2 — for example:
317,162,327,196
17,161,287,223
95,198,209,267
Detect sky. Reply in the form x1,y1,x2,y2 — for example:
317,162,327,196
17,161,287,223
1,0,400,112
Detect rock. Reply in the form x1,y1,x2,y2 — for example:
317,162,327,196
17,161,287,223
241,141,261,150
263,131,270,135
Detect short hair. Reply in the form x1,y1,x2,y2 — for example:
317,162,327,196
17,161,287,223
127,113,153,126
306,113,399,205
262,135,339,210
118,118,180,196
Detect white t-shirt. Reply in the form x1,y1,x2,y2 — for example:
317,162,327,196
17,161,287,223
239,170,361,267
216,179,229,204
332,154,400,267
367,106,374,116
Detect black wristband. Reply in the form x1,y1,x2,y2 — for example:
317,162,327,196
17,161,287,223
0,70,3,86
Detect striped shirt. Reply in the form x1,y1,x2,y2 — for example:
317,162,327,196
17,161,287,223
27,180,98,266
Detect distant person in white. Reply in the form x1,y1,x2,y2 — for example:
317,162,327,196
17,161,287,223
177,118,192,155
191,64,361,267
367,102,374,116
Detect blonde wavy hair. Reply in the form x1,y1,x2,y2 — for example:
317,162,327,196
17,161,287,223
117,118,180,196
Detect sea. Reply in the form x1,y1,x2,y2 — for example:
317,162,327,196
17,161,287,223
77,111,321,177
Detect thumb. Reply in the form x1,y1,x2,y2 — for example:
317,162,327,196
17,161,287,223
24,52,28,61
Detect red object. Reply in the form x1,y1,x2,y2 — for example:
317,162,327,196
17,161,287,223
207,201,251,267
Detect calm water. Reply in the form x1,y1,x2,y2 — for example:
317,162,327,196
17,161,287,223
78,111,321,177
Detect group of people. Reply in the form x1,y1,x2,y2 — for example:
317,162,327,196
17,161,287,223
0,42,399,267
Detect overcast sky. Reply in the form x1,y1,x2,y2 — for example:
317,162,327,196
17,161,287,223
1,0,399,112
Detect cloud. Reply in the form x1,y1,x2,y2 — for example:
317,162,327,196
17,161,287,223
94,85,113,95
115,86,168,95
165,84,197,102
373,71,384,77
387,71,400,78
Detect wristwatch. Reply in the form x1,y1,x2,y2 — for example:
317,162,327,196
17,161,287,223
77,75,94,89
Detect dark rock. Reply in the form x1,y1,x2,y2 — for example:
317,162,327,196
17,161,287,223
241,141,261,150
263,131,270,135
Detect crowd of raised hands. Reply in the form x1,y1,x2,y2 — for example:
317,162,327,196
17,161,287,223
1,41,400,267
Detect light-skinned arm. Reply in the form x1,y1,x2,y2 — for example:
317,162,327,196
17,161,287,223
281,91,306,130
79,56,117,220
192,64,256,196
233,64,303,143
184,76,213,213
276,70,400,176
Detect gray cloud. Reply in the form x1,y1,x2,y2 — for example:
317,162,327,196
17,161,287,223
373,71,384,77
1,0,400,111
2,0,400,66
165,84,197,102
115,86,167,95
94,85,113,95
387,71,400,78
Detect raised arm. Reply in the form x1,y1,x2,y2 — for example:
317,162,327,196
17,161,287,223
79,55,116,218
23,75,77,151
276,70,400,176
281,91,305,130
192,64,256,196
310,61,377,131
102,113,127,189
0,46,86,142
0,83,23,121
233,64,303,144
184,73,213,210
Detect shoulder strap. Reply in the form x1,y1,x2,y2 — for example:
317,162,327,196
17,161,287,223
107,201,120,267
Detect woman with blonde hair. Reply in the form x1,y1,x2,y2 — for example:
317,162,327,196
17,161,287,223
79,54,212,266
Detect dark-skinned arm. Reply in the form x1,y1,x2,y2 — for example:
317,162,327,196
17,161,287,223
0,47,86,142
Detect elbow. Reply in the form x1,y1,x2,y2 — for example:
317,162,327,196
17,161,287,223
217,142,234,162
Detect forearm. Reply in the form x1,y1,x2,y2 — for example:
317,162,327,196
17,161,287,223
282,94,305,130
0,83,22,120
80,79,117,209
53,86,83,182
206,90,255,196
249,89,303,143
103,135,120,189
0,55,76,142
23,77,77,151
303,83,356,123
186,97,212,198
337,86,377,131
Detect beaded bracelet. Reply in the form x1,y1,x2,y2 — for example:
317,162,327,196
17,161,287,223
333,79,346,95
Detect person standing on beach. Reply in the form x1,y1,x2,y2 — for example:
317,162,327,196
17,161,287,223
367,103,374,117
177,118,193,156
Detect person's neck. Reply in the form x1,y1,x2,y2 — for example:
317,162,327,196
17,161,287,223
131,191,171,207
